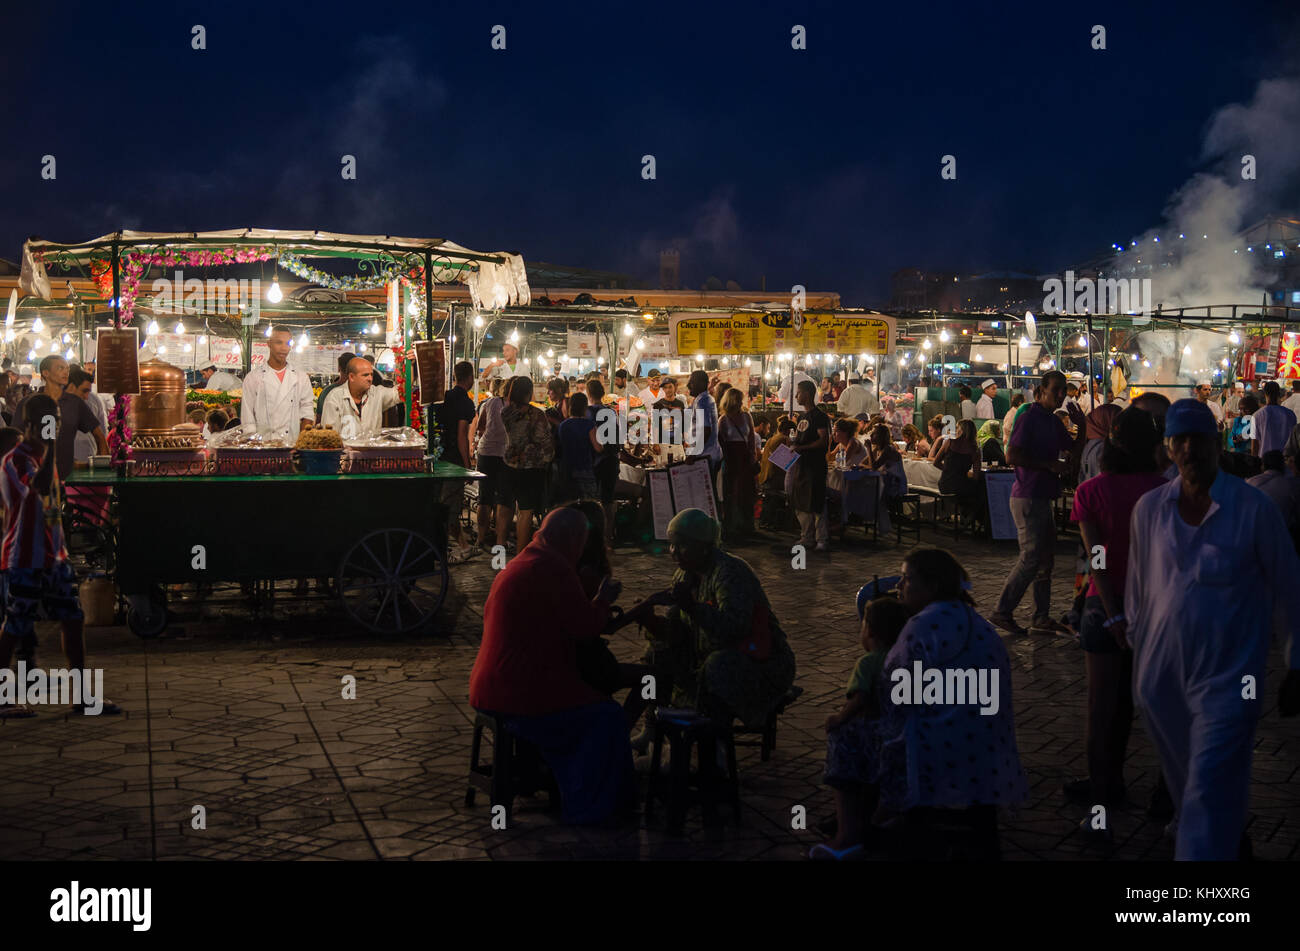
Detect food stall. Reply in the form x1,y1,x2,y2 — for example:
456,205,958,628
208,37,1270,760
19,229,524,636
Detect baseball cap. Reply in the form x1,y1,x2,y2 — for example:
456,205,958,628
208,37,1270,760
1164,398,1218,438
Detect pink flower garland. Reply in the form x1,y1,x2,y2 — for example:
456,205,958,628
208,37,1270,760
116,246,278,324
107,394,134,462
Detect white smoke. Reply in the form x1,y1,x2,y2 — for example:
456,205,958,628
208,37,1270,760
1118,77,1300,309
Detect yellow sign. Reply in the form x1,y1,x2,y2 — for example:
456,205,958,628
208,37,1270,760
670,311,895,357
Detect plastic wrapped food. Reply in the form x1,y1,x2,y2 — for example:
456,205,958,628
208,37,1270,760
342,427,426,450
210,426,292,450
133,422,205,451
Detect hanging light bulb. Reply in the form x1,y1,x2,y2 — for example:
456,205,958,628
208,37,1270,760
26,349,35,361
623,323,633,336
183,343,192,353
265,324,273,337
32,339,43,351
508,329,520,345
1078,335,1087,347
147,320,160,336
546,348,555,357
232,342,241,354
473,313,484,329
744,357,752,367
939,329,950,343
174,320,186,335
695,353,704,362
406,298,419,317
1182,344,1192,355
267,276,283,304
358,342,367,353
61,332,71,344
157,344,167,354
1019,336,1030,348
370,321,381,335
635,338,645,350
32,317,44,333
1228,331,1240,344
922,338,932,350
974,352,984,362
300,332,310,347
64,347,74,360
1220,358,1229,367
198,334,207,345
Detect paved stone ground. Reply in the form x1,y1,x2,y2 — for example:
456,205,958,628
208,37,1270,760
1,519,1296,862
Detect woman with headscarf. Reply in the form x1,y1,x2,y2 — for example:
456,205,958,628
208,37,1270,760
976,419,1006,467
1079,403,1121,484
627,508,796,730
881,548,1029,857
469,508,637,825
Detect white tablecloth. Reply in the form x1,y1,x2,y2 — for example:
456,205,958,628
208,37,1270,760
903,457,942,491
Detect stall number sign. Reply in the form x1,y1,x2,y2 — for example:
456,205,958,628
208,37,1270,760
670,311,894,357
567,330,600,359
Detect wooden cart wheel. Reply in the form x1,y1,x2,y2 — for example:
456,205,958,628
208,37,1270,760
336,528,449,634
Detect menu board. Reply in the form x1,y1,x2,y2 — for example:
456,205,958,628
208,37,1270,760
668,458,718,521
649,469,674,540
671,310,895,357
415,340,447,404
95,328,141,394
984,470,1017,540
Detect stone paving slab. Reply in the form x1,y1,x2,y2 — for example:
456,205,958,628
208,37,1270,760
1,521,1297,861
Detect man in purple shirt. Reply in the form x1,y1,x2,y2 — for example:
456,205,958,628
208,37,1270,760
992,370,1072,637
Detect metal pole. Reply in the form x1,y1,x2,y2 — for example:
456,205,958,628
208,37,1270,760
1086,312,1095,403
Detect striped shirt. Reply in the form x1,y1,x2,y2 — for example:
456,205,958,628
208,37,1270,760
1,442,67,570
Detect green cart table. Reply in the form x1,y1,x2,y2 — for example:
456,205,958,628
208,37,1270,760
65,463,482,637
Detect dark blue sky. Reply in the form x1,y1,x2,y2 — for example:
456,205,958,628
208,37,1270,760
2,0,1296,304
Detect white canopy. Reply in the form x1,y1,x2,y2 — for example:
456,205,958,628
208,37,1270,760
20,228,530,309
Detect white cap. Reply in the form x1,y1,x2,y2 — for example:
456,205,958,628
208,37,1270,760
980,378,996,389
1234,381,1245,389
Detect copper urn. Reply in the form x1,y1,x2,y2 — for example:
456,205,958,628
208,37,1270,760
128,358,187,435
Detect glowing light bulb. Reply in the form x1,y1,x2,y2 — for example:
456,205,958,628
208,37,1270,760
1228,332,1240,344
32,317,44,333
371,321,381,335
546,348,554,357
26,349,35,360
635,339,645,350
183,344,192,353
61,332,71,344
157,344,167,354
359,343,367,353
974,353,984,362
1078,335,1087,347
695,353,704,362
406,299,418,316
508,329,520,345
198,334,207,345
1183,345,1192,355
175,320,186,335
147,320,160,336
623,323,633,336
922,339,932,350
744,358,752,367
300,332,309,347
65,348,74,359
473,314,484,329
1019,336,1030,348
265,324,273,337
939,329,951,342
1220,358,1229,367
898,358,906,366
267,280,282,304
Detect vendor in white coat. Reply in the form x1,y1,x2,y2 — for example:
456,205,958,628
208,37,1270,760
320,356,402,439
1126,399,1300,860
975,379,998,420
198,362,240,392
240,327,315,441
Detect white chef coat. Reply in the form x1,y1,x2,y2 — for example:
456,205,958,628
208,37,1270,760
482,360,524,384
74,392,109,463
975,393,996,419
835,383,878,418
240,363,315,441
205,370,240,392
320,382,401,439
1126,471,1300,860
775,371,814,411
636,384,665,408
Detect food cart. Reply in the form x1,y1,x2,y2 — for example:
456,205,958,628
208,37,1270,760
65,463,477,637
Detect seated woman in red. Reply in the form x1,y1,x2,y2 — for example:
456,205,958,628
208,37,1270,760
469,507,636,825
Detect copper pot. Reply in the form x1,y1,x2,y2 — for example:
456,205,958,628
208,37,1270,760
128,358,187,436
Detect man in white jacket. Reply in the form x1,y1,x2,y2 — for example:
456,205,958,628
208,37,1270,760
240,327,314,441
320,357,401,439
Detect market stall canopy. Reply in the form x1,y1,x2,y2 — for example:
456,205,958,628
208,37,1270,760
21,228,531,310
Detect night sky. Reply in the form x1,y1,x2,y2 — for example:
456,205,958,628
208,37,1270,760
1,0,1296,305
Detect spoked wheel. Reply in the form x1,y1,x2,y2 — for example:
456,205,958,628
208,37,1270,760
337,528,449,634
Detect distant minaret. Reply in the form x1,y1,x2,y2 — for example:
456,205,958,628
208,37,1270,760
659,249,680,290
